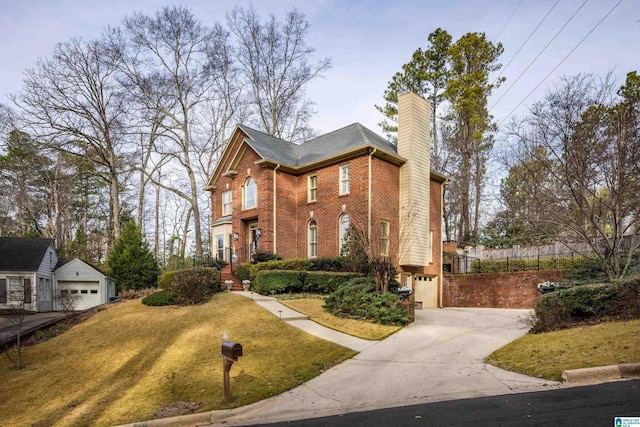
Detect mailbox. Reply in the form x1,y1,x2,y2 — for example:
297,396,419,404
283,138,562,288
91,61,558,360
221,341,243,359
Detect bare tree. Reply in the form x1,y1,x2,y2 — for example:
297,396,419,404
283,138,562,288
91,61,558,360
506,72,640,280
12,37,129,249
110,6,240,256
2,275,33,370
228,5,331,143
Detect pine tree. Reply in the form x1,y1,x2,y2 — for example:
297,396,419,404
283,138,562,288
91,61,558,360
107,220,159,292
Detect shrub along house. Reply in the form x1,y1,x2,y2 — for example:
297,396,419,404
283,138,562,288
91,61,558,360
206,92,446,308
0,237,116,312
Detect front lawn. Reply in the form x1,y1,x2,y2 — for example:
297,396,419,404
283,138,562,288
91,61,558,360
0,293,355,426
486,319,640,381
279,296,401,340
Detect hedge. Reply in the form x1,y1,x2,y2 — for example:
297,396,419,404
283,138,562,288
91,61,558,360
532,275,640,333
249,258,311,282
470,256,579,273
254,270,360,295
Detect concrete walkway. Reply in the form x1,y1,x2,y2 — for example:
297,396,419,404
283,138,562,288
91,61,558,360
235,291,378,352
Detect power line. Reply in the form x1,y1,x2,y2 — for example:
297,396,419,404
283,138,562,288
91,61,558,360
497,0,624,128
494,0,524,41
492,0,560,85
489,0,588,113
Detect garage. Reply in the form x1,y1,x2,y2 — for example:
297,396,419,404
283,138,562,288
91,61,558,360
56,281,101,311
54,258,116,311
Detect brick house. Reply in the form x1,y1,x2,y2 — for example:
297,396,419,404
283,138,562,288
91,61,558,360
206,92,446,308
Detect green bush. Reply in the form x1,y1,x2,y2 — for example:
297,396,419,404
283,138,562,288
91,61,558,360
249,258,311,282
158,270,179,290
303,271,360,293
309,257,348,272
142,290,177,306
254,270,360,295
254,270,305,295
470,256,578,273
532,277,640,332
252,251,283,263
233,263,251,282
324,277,411,325
170,268,220,305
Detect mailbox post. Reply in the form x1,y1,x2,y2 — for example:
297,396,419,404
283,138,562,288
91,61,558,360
220,341,243,401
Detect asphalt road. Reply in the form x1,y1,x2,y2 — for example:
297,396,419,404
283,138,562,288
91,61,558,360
256,379,640,427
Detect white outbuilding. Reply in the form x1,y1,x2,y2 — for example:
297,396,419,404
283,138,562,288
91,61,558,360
54,258,116,311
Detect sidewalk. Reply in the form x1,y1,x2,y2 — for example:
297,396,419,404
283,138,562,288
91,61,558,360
233,291,379,352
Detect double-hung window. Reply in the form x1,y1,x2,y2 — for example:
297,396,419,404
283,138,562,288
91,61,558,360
339,164,350,195
380,221,390,256
222,190,232,216
243,177,256,210
339,213,350,254
308,175,317,202
308,220,317,258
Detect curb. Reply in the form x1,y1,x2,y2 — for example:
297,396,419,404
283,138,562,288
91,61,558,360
562,362,640,384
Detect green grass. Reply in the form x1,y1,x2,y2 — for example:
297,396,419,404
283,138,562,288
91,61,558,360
486,319,640,381
279,296,401,340
0,293,355,426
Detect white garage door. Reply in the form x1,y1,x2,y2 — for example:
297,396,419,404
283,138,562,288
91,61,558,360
57,281,100,311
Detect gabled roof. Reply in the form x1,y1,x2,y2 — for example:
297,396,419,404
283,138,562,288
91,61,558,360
55,257,114,279
207,122,446,191
238,123,400,168
0,237,54,272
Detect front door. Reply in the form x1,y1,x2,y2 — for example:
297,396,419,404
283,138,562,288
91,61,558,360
248,222,259,260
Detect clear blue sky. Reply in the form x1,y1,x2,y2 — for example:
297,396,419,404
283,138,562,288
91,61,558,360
1,0,638,137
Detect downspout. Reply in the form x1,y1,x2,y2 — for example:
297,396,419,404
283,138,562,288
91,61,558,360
368,148,377,241
439,180,447,308
273,164,281,254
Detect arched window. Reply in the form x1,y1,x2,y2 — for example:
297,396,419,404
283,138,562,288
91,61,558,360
339,213,350,254
243,177,256,210
308,220,317,258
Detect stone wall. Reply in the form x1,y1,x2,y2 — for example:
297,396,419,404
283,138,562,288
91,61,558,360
442,270,564,309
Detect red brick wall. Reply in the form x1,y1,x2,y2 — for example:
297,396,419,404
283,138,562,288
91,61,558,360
442,270,564,309
209,129,443,275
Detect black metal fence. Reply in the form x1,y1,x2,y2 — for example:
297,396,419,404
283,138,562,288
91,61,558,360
445,252,593,274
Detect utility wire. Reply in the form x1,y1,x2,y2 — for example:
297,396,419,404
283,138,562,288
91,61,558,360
492,0,560,86
489,0,588,113
497,0,624,127
494,0,524,41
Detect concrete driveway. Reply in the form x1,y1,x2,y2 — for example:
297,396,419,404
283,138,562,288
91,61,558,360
204,307,560,426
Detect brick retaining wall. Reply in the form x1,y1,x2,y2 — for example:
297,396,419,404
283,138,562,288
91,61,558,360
442,270,564,309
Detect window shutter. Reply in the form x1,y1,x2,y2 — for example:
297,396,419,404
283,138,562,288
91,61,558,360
0,278,6,303
24,278,32,304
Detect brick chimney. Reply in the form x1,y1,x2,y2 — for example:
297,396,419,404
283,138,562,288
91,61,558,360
397,92,431,267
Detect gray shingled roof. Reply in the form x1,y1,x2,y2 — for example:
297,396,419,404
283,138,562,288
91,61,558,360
238,123,399,167
0,237,54,272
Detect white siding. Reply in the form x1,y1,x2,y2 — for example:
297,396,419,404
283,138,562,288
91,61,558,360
398,92,431,267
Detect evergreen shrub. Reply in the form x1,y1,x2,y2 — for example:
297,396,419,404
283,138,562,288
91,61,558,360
532,276,640,333
309,257,348,272
142,290,177,306
249,258,311,281
254,270,360,295
324,277,411,325
233,263,251,282
158,270,179,290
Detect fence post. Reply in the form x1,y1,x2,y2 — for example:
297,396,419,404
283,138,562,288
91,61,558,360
506,257,510,272
538,253,540,270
